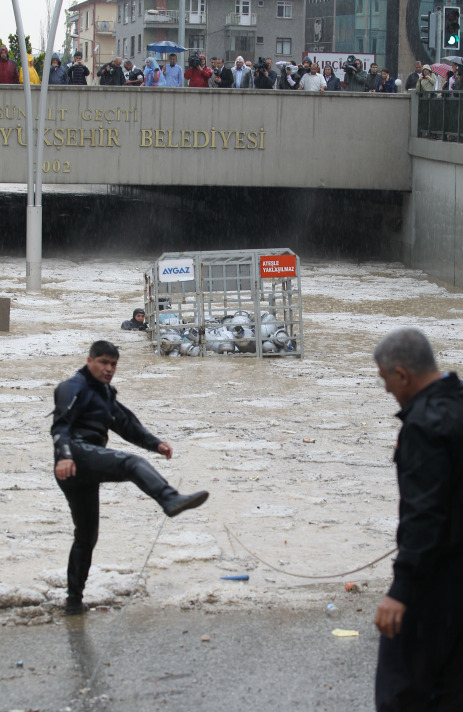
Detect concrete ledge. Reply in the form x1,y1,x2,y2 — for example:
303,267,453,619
409,137,463,165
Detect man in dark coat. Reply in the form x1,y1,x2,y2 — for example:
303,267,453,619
52,340,209,614
0,45,19,84
67,50,90,85
97,57,126,86
374,328,463,710
121,308,148,331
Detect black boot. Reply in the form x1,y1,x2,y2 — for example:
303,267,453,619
65,596,89,615
162,490,209,518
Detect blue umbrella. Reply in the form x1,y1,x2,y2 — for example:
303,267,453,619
146,41,187,54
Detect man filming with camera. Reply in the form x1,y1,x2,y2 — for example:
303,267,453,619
343,55,367,92
184,52,212,87
252,57,274,89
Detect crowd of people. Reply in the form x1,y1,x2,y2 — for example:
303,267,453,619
2,42,463,94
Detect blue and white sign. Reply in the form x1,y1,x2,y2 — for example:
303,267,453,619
158,258,195,282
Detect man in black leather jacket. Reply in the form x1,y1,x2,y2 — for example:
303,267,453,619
52,340,208,614
373,328,463,710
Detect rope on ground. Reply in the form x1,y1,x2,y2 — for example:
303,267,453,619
224,524,397,579
76,480,181,710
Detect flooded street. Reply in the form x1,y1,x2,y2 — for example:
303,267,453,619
1,256,462,710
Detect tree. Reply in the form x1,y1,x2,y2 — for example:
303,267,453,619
61,0,78,65
8,32,32,69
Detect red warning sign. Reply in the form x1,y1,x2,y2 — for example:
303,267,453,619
260,254,297,278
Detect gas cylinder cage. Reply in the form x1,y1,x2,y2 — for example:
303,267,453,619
144,248,304,358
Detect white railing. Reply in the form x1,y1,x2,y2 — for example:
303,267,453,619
225,12,257,26
144,9,206,25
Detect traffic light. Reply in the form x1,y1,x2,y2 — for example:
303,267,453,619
443,6,460,50
421,11,437,49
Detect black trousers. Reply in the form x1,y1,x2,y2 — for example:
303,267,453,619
56,441,176,600
376,561,463,711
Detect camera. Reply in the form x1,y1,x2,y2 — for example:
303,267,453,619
188,52,201,69
342,55,357,73
253,57,269,73
213,68,220,75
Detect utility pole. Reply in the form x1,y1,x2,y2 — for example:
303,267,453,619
178,0,186,50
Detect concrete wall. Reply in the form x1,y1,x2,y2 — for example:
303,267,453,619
402,137,463,287
0,86,411,190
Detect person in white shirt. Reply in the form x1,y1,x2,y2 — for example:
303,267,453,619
298,63,326,93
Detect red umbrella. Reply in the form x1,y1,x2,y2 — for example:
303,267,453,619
431,63,453,78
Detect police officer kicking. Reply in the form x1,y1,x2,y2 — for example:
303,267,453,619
52,340,209,615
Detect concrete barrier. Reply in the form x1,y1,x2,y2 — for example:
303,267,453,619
0,86,411,190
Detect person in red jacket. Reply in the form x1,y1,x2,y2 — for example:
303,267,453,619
184,52,212,87
0,45,19,84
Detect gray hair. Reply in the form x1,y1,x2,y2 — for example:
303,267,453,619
373,328,437,374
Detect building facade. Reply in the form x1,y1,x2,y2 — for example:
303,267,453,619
69,0,117,83
113,1,307,70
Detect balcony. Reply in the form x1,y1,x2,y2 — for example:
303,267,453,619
144,9,206,26
225,12,257,26
95,20,114,34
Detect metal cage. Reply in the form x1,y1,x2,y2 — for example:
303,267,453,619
144,248,304,358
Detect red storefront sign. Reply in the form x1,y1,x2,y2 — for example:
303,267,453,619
260,254,297,278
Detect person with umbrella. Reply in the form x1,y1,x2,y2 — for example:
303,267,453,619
163,53,183,87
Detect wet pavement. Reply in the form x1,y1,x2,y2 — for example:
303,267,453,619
1,596,379,712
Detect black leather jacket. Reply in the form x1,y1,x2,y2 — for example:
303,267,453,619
51,366,161,460
389,372,463,604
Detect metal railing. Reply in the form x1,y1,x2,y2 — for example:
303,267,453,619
417,91,463,142
225,12,257,26
144,9,206,25
95,20,114,33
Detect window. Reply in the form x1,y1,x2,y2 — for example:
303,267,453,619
131,1,136,21
117,39,121,55
189,34,205,50
276,37,291,54
91,10,94,25
85,11,89,29
130,36,135,56
124,3,129,23
257,35,264,43
356,0,363,14
118,4,122,23
236,1,250,14
258,0,264,5
123,37,128,56
138,34,141,52
139,0,142,15
85,41,89,60
276,1,292,18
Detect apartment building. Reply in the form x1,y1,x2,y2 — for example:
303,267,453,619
69,0,118,82
114,1,307,69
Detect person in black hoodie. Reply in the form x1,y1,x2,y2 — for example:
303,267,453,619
52,340,209,615
67,50,90,85
49,52,69,85
121,308,148,331
373,328,463,711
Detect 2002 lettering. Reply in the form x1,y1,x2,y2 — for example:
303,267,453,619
33,160,71,174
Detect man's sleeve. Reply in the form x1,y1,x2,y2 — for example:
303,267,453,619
111,401,162,452
51,380,85,460
389,422,454,604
